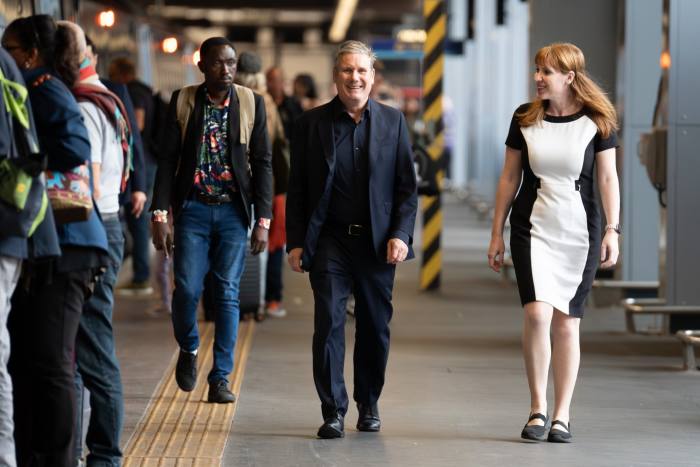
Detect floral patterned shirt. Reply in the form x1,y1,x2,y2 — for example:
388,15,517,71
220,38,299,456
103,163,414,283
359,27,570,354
193,88,236,195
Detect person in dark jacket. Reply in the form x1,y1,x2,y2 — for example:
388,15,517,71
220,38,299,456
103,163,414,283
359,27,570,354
151,36,272,404
2,15,108,467
286,40,417,439
0,45,62,467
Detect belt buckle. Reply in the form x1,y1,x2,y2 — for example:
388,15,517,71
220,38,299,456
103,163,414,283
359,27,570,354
348,224,363,236
202,194,219,205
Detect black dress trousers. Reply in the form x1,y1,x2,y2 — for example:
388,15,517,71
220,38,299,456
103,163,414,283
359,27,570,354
309,226,395,419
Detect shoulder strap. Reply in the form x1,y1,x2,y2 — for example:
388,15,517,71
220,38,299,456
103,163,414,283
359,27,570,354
176,84,256,150
175,85,198,145
0,66,30,129
234,84,255,151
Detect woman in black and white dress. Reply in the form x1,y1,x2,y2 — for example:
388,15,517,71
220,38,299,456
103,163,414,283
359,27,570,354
488,43,620,443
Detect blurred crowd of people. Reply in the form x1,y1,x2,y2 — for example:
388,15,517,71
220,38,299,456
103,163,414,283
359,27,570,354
0,13,329,467
0,10,422,464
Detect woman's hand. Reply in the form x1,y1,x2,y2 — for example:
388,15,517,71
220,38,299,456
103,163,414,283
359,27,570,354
600,230,619,268
488,235,506,273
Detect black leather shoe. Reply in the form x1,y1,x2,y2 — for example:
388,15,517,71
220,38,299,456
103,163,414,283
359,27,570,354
175,350,197,392
208,380,236,404
317,414,344,439
356,404,381,432
521,413,550,441
547,420,572,443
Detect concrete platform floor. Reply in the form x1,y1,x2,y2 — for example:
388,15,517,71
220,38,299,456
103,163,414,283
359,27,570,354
115,198,700,466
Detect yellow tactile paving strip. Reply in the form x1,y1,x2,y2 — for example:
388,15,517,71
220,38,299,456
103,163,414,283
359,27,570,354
123,320,255,467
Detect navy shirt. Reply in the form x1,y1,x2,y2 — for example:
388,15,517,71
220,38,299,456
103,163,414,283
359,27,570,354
326,96,371,227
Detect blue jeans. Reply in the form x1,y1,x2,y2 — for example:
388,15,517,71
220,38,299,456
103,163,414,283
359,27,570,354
75,214,124,467
172,198,248,384
125,160,157,283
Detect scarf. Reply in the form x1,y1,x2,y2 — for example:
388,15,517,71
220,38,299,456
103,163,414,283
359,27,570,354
72,59,133,191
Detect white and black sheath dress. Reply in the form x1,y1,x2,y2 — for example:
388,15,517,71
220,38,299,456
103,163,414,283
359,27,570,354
506,104,617,317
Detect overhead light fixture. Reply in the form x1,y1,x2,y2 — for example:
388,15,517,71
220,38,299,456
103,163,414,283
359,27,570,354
97,10,115,28
192,50,201,66
329,0,358,42
397,29,427,44
162,37,178,54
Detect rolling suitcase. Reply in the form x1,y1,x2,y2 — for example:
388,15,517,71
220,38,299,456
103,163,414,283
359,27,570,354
202,249,266,321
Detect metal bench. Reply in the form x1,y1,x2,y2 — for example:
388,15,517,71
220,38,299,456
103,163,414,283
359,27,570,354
623,298,700,334
675,330,700,370
590,280,659,308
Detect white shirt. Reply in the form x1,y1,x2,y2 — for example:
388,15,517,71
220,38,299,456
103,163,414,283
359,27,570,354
79,80,124,215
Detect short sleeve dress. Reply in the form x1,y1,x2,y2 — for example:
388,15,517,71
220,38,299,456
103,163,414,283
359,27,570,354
505,103,617,317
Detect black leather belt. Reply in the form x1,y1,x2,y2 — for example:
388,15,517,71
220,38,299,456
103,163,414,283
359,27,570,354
193,191,233,205
347,224,365,236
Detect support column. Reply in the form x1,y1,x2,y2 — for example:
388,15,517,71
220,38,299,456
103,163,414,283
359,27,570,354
420,0,446,291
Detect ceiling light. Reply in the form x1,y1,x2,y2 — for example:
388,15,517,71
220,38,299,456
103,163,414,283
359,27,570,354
162,37,178,54
329,0,358,42
97,10,115,28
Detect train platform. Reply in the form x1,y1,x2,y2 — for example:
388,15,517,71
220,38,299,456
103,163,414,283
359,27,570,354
110,197,700,466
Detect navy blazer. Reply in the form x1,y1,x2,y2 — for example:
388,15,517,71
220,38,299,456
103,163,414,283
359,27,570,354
286,97,417,268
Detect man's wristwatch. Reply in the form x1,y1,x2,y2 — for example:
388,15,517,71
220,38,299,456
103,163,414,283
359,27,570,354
257,218,271,230
605,223,621,234
152,209,168,223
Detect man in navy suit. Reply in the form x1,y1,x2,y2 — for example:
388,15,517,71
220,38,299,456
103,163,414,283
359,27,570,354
286,40,417,439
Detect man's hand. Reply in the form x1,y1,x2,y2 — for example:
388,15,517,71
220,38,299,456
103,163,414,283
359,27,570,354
250,226,268,255
131,191,147,218
386,238,408,264
288,247,304,273
152,220,174,258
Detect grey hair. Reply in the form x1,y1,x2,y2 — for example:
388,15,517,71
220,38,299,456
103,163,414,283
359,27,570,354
334,40,377,68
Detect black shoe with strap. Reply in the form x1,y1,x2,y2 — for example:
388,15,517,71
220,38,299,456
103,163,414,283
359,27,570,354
521,413,550,441
547,420,572,443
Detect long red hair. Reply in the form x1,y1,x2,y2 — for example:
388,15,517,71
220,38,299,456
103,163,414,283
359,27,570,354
517,43,618,138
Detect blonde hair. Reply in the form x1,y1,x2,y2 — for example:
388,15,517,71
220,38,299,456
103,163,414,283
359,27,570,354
335,40,377,68
234,71,267,93
517,42,618,138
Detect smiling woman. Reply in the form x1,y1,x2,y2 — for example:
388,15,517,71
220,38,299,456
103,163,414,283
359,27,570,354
487,42,620,444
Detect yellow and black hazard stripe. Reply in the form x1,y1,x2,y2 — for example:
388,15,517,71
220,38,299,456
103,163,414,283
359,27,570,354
420,0,445,291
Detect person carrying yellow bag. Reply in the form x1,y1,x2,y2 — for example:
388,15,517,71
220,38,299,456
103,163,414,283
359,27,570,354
0,45,60,467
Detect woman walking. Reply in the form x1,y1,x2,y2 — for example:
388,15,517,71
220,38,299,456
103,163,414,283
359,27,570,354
488,42,620,443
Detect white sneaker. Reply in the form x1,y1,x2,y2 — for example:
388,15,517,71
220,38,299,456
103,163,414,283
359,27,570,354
265,301,287,318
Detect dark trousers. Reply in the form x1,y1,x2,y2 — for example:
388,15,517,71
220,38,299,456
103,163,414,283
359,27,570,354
75,215,124,466
9,267,94,467
265,248,284,303
309,229,395,419
125,160,156,283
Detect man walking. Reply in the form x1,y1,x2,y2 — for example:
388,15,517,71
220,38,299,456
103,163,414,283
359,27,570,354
286,40,417,438
151,37,272,403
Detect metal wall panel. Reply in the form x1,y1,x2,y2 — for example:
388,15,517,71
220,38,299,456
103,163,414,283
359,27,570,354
667,0,700,305
620,0,662,281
